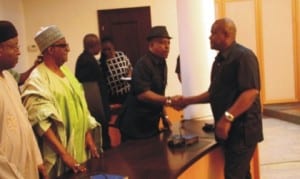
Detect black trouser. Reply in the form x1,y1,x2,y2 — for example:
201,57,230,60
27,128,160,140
223,143,257,179
96,117,111,150
101,123,111,150
109,93,128,105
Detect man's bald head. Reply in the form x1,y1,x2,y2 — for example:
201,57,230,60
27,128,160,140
209,18,237,51
214,18,236,39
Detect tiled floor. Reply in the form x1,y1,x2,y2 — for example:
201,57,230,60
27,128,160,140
263,103,300,125
260,109,300,178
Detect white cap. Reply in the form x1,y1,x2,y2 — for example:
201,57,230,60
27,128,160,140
34,25,64,53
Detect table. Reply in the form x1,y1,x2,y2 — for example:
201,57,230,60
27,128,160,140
58,120,260,179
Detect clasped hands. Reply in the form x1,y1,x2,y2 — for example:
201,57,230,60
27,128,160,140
168,95,188,110
166,95,231,141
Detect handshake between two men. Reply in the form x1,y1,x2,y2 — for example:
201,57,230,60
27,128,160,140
165,91,210,111
161,92,211,133
161,95,192,131
165,95,193,111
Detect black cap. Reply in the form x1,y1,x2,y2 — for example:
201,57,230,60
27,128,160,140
146,26,171,41
0,21,18,43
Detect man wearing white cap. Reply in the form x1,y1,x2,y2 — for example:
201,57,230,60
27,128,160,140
21,25,101,177
0,20,47,179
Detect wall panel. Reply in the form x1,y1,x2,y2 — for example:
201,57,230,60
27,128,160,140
226,0,257,54
216,0,299,104
262,0,295,102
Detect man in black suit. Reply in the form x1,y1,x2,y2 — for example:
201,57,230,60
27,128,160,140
75,33,111,150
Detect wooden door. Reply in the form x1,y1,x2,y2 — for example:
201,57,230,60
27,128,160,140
97,6,151,66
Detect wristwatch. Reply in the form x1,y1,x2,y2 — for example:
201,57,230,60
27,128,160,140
165,96,172,106
224,111,234,122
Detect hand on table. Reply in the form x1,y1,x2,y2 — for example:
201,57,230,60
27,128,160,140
61,152,87,173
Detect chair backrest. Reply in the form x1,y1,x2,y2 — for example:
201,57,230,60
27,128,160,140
82,82,106,120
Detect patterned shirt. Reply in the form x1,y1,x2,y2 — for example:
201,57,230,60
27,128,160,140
105,51,132,96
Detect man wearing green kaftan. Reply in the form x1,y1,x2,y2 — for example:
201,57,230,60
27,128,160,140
21,25,101,178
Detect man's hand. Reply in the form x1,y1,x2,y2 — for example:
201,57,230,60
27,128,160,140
61,152,87,173
85,131,100,158
215,116,232,140
170,95,187,110
42,127,87,174
38,164,48,179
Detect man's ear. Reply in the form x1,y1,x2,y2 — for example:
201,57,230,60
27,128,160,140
148,40,154,48
223,30,230,38
46,47,54,55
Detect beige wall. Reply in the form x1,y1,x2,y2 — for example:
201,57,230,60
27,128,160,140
22,0,181,95
262,0,296,103
216,0,300,104
0,0,30,71
296,0,300,101
1,0,300,104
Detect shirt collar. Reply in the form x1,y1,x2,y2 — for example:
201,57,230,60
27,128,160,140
218,41,237,60
147,51,166,65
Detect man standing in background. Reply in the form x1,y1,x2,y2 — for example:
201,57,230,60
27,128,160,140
101,37,132,105
75,33,111,150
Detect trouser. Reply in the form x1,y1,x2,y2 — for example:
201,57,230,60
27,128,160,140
109,93,128,104
101,123,111,150
223,143,257,179
92,121,111,150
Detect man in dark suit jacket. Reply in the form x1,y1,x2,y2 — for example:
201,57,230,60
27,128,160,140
75,33,111,150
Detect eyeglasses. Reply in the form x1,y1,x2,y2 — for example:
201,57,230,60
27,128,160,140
51,43,69,48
